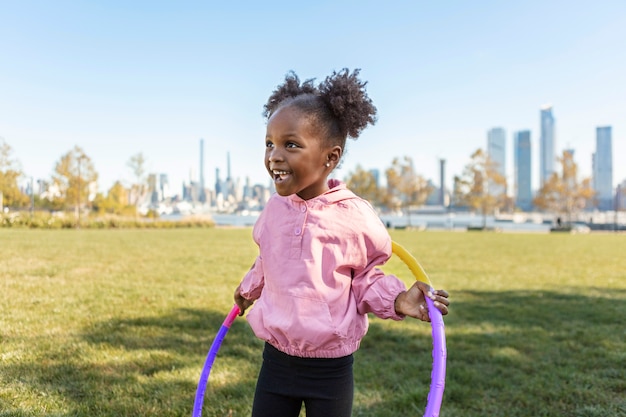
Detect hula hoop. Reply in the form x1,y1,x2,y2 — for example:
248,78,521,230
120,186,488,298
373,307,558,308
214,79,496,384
192,241,446,417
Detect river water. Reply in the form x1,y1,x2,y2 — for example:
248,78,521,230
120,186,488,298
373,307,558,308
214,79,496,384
196,212,554,233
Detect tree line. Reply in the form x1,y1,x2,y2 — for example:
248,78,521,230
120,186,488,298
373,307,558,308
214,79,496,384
1,137,598,225
0,139,148,217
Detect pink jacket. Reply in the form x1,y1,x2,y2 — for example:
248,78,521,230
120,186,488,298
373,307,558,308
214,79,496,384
238,179,407,358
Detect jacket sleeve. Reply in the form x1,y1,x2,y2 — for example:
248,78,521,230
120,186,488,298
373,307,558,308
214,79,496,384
350,206,407,320
236,202,267,301
238,255,264,301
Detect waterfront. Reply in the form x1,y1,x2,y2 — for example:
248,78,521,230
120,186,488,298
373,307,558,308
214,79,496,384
162,209,626,232
201,211,625,232
200,212,550,232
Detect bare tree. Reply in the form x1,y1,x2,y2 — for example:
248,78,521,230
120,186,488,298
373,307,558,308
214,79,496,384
52,146,98,223
383,156,433,226
127,152,147,214
533,150,595,227
454,148,507,228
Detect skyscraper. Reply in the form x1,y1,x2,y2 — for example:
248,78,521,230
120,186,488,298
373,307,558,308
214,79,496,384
199,138,206,203
514,130,532,211
540,105,556,187
593,126,613,210
487,127,506,195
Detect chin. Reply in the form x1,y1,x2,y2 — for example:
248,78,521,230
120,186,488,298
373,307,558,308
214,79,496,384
275,188,294,197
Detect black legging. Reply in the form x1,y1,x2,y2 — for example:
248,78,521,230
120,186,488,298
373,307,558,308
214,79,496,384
251,343,354,417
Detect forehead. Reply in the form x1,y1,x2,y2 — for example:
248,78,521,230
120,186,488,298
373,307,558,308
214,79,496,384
266,105,314,136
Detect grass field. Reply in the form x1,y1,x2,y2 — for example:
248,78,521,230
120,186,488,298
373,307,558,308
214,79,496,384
1,228,625,417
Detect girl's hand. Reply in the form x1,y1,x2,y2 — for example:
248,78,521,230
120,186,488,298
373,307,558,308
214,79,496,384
234,284,254,316
394,281,449,321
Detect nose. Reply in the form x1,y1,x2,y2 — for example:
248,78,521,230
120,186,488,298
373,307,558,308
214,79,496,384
267,146,283,163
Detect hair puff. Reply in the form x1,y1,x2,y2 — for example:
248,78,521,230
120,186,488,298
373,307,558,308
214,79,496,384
262,68,377,147
318,68,377,139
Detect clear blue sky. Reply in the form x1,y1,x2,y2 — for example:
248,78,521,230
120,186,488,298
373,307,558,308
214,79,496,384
2,1,624,195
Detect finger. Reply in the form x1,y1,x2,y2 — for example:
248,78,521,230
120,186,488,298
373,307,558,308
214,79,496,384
415,281,434,298
433,289,449,298
419,303,431,322
434,295,450,306
433,302,449,315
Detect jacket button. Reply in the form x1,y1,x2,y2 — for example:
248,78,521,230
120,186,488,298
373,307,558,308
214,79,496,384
294,227,301,235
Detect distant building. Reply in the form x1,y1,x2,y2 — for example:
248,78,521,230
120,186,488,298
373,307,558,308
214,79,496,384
439,159,446,207
369,168,380,188
148,173,159,204
514,130,532,211
487,127,506,195
592,126,613,210
215,168,221,196
540,105,556,187
199,138,206,203
425,179,440,206
616,180,626,212
159,174,171,200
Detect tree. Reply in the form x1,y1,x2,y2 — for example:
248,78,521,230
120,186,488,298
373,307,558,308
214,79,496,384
344,164,383,206
454,148,507,228
127,152,147,213
0,138,28,210
93,181,131,215
52,146,98,220
383,156,433,225
533,150,595,226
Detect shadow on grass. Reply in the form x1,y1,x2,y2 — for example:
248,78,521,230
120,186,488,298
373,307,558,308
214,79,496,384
356,288,626,417
2,289,625,417
1,309,261,417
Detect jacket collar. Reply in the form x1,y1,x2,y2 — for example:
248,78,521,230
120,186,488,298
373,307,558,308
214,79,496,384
286,179,357,205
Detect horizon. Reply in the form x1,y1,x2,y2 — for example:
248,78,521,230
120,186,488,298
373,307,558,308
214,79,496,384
2,2,624,194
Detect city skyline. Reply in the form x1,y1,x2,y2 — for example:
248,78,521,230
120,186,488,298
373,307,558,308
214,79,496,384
2,2,624,195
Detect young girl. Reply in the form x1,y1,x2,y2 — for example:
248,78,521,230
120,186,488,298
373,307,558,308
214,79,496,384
234,68,450,417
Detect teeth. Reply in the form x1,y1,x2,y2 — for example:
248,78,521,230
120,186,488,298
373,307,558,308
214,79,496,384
273,170,290,175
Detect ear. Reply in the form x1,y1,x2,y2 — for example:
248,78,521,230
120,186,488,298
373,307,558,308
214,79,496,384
326,145,343,167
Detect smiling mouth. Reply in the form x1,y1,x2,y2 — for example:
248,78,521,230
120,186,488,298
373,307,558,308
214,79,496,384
272,169,292,182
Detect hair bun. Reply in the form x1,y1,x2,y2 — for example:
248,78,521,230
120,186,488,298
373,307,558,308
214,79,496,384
319,68,377,139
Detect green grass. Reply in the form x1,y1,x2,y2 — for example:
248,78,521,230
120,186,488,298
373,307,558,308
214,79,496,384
1,229,625,416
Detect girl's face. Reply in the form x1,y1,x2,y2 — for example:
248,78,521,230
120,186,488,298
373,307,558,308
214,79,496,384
264,105,341,200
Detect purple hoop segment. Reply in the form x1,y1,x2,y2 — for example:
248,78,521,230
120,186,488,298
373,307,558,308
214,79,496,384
391,241,447,417
192,304,240,417
424,296,447,417
193,241,446,417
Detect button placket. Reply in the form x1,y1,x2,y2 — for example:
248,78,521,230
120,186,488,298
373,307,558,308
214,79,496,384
295,203,307,235
289,202,307,259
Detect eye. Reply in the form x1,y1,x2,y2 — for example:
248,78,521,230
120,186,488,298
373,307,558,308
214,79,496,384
286,142,299,149
265,141,274,148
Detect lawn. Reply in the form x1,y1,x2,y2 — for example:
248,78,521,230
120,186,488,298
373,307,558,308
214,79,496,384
1,228,625,416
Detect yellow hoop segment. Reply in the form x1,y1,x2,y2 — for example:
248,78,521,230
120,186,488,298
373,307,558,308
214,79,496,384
391,241,432,286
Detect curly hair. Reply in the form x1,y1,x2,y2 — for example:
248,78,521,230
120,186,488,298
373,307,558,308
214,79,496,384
262,68,377,149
